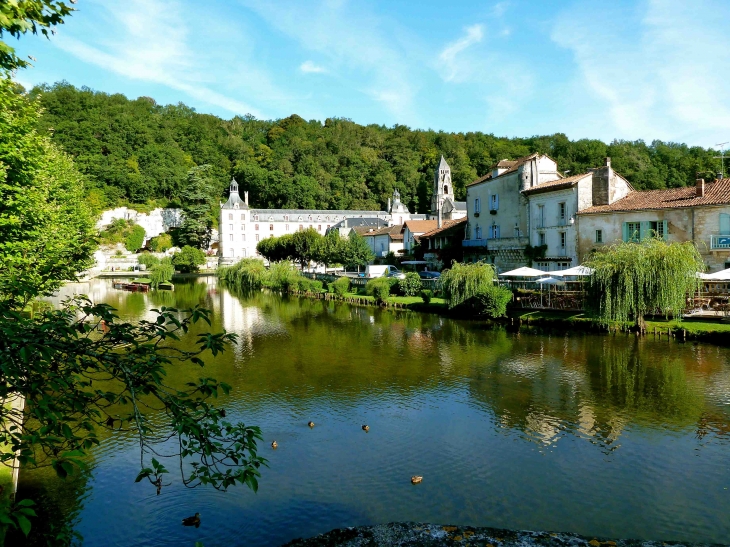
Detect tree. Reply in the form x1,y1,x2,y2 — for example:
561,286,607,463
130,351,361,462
172,245,206,273
586,238,704,332
124,224,145,252
440,262,497,309
290,228,322,270
177,165,216,249
149,261,174,288
340,232,374,272
0,78,96,309
314,230,347,271
0,0,74,71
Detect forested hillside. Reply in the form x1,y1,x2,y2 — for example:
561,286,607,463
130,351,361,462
30,82,720,215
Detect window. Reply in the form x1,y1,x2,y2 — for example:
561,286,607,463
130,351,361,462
284,215,289,221
490,194,499,210
595,229,603,243
299,224,304,231
539,232,546,246
255,234,260,242
241,214,246,221
228,213,233,220
721,213,730,235
229,224,233,231
318,225,322,231
242,234,245,241
514,223,520,237
270,224,274,231
625,222,641,242
474,198,481,214
538,205,545,228
559,202,566,224
285,224,289,231
242,249,247,257
241,224,245,231
475,226,482,239
649,221,664,239
229,234,233,241
255,224,259,231
308,215,313,221
490,225,500,239
560,232,566,249
254,215,259,221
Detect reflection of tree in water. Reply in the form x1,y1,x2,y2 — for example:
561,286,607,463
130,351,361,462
467,335,722,452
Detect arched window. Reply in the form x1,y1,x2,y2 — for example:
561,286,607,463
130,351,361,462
444,185,449,194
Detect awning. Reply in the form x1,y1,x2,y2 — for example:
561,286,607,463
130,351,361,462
499,267,546,277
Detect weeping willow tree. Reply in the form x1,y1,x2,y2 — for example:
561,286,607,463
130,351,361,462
218,259,268,291
586,238,704,331
440,261,497,309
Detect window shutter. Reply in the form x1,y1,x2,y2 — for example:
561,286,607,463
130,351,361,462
495,225,500,238
640,221,651,240
720,213,730,235
622,222,629,242
495,194,499,210
662,220,668,241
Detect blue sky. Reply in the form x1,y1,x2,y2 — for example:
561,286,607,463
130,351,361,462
11,0,730,148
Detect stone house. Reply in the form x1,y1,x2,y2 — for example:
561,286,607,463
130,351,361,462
577,178,730,271
521,159,632,271
463,153,562,271
418,217,467,266
353,224,404,258
402,220,439,253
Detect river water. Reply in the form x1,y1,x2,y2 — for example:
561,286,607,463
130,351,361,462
16,279,730,546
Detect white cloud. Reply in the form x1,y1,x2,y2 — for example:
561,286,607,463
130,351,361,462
240,0,421,124
552,0,730,145
438,25,484,82
300,60,326,74
53,0,273,118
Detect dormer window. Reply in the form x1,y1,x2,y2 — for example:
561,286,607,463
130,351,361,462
254,215,259,221
284,215,289,221
269,216,273,221
234,203,239,209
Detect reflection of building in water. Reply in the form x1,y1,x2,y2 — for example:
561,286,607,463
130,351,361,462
577,404,596,438
46,279,112,308
218,289,263,358
524,411,561,446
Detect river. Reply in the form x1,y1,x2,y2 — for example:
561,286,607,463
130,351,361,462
15,278,730,546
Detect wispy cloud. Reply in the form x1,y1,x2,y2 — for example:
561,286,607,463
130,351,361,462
53,0,274,118
438,24,484,82
552,0,730,145
300,60,326,74
240,0,420,124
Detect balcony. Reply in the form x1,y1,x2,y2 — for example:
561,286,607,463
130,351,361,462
462,239,488,248
710,235,730,250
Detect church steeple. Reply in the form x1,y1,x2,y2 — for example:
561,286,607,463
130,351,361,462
432,155,454,222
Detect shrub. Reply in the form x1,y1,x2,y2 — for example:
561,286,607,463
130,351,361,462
149,263,174,288
332,276,351,296
125,224,146,252
265,261,300,292
149,233,173,252
219,258,267,291
297,278,323,293
420,289,433,304
398,272,422,297
365,277,391,304
475,285,513,318
137,253,160,269
440,262,497,309
172,245,206,273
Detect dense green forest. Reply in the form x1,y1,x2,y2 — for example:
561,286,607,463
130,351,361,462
28,81,721,215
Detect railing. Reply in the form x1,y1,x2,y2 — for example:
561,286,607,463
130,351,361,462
710,235,730,249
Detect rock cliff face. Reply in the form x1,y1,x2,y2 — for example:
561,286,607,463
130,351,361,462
282,522,721,547
96,207,184,242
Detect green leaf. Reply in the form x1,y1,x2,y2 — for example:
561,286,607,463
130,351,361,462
16,514,31,536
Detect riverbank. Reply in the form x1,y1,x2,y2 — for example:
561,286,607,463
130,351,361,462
282,522,721,547
287,289,730,346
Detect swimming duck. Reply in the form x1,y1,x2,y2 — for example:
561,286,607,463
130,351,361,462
271,440,278,449
411,476,423,484
308,421,315,428
182,513,201,527
362,425,369,432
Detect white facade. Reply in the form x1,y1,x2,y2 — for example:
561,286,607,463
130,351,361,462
97,207,183,245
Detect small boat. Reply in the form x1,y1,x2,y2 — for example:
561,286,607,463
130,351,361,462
157,282,175,291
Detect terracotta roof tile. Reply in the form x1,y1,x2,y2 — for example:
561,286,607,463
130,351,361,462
419,217,468,239
359,224,405,240
522,172,591,195
403,220,439,233
467,153,540,186
578,179,730,214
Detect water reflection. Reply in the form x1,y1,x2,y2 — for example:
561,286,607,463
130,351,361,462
16,279,730,547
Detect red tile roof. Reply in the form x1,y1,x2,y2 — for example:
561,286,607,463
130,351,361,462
403,220,439,234
419,217,468,239
579,179,730,214
521,173,591,195
467,153,541,187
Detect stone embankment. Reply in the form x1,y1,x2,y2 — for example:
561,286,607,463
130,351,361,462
282,522,724,547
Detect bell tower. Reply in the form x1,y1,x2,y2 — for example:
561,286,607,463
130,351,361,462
432,155,455,223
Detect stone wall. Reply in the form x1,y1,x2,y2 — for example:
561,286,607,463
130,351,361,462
96,207,184,243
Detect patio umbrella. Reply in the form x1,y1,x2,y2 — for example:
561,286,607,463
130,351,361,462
536,276,565,307
499,266,546,277
705,268,730,281
552,265,594,277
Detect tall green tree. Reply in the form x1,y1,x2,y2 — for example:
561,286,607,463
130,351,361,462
0,78,96,308
290,228,322,270
586,238,704,332
341,232,374,271
177,164,216,249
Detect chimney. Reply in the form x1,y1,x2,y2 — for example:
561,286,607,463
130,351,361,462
244,191,249,206
696,178,705,197
437,202,442,229
605,157,611,168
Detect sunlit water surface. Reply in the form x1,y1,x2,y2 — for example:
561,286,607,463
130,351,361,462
16,279,730,546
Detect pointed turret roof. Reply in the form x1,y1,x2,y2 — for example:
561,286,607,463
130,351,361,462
221,178,248,209
437,155,450,171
